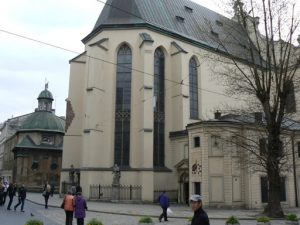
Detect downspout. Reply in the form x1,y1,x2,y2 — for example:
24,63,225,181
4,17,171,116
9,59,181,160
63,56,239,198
187,129,190,206
291,131,299,207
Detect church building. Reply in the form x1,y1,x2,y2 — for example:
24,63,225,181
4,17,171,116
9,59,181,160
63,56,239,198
61,0,300,208
0,86,65,190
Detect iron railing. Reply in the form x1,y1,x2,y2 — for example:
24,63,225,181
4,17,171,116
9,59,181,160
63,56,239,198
89,184,142,201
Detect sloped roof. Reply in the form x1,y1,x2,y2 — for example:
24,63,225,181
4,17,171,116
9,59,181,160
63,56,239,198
84,0,259,62
19,111,65,133
188,113,300,131
16,135,36,148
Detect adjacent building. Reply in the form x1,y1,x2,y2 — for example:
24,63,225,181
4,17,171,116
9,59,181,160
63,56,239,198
0,86,65,190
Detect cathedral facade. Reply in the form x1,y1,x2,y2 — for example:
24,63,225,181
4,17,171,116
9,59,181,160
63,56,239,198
61,0,300,207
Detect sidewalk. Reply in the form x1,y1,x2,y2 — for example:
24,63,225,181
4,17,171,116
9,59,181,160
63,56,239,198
26,193,300,220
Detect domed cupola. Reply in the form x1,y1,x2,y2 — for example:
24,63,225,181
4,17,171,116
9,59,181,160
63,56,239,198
37,83,53,112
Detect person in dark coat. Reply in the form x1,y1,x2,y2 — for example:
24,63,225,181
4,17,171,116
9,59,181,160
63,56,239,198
158,191,169,222
190,195,210,225
50,183,55,197
2,181,9,205
7,183,16,210
74,192,88,225
14,184,27,212
43,182,51,209
0,182,4,206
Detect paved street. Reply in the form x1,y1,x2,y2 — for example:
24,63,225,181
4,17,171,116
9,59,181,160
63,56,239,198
0,201,60,225
0,200,288,225
0,193,294,225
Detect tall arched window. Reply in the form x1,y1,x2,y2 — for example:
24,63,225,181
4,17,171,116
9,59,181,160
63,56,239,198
189,57,199,119
114,44,132,167
153,48,165,167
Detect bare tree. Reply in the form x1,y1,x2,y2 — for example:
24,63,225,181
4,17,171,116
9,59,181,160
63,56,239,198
201,0,300,217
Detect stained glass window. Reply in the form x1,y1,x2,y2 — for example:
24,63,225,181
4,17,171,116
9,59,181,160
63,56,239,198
189,57,199,119
114,44,132,167
153,48,165,167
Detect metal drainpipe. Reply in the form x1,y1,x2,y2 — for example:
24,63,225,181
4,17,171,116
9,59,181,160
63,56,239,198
291,131,299,207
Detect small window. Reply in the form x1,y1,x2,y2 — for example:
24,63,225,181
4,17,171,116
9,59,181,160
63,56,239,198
297,142,300,158
176,16,185,22
194,137,200,148
51,158,58,171
50,163,58,171
31,161,39,171
185,6,193,13
211,30,219,37
216,20,223,26
259,138,267,156
42,134,54,145
285,80,296,113
194,182,201,195
239,43,247,49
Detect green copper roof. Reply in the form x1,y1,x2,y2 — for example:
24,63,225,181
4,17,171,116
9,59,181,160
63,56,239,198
19,111,65,133
38,89,53,100
17,135,36,148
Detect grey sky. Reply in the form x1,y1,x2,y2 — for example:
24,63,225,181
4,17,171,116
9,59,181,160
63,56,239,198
0,0,298,123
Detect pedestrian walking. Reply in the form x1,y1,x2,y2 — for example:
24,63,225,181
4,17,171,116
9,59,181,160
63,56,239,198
2,181,9,205
43,182,51,209
0,181,4,206
190,195,210,225
74,192,88,225
50,183,55,197
7,183,16,210
75,185,82,194
14,184,27,212
71,185,76,196
62,191,75,225
158,191,169,222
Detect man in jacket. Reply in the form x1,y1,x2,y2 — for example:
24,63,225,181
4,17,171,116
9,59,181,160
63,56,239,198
190,195,210,225
7,183,16,210
158,191,169,222
14,184,26,212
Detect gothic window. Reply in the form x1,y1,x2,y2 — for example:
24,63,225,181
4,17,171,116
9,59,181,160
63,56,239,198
189,57,199,119
114,44,132,167
153,48,165,167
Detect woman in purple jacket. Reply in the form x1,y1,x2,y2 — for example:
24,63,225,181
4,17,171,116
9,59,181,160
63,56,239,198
74,192,88,225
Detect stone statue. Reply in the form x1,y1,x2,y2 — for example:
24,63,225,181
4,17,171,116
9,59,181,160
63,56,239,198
112,164,121,185
69,164,75,184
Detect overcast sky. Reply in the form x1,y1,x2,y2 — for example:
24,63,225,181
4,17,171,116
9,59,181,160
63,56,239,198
0,0,298,123
0,0,225,123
